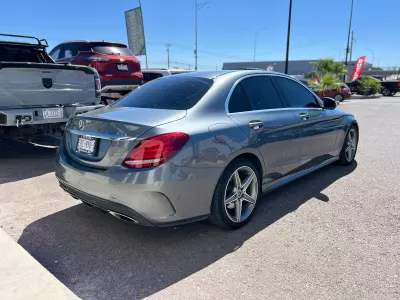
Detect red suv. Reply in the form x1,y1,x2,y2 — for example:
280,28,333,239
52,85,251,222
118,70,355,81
49,41,143,102
300,80,351,102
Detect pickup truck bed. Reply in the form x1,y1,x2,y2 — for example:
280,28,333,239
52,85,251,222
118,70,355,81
0,33,102,147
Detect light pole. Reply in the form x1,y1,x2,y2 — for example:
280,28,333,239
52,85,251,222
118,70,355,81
245,28,265,62
195,0,210,71
365,48,375,66
344,0,354,81
284,0,293,74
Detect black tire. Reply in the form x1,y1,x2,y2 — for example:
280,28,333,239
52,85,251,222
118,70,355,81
390,91,397,96
339,125,358,165
209,158,261,229
334,94,345,102
382,88,391,96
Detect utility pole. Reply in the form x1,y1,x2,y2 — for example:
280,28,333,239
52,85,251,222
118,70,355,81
284,0,293,74
344,0,354,81
166,44,172,69
349,31,355,64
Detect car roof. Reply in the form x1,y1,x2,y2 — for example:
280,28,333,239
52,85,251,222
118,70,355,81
55,40,127,47
175,69,284,80
142,69,193,73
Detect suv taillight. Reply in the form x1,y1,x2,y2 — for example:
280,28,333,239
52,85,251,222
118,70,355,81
85,56,111,62
122,133,189,168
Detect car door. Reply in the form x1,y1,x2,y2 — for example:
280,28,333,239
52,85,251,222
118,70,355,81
226,75,302,185
273,76,341,171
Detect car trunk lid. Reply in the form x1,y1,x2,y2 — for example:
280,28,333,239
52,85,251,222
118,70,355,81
65,106,186,169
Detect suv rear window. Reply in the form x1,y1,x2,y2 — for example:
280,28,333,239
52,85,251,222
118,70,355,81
91,45,133,56
60,43,133,57
113,76,213,110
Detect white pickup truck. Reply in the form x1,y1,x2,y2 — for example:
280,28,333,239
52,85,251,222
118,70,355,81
0,34,103,147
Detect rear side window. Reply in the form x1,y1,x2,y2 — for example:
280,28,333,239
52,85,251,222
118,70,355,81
228,84,252,113
241,76,284,110
274,77,319,108
113,76,213,110
0,46,41,62
143,72,163,83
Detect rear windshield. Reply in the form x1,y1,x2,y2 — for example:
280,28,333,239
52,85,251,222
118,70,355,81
63,43,133,57
91,45,133,56
113,76,213,110
0,45,44,62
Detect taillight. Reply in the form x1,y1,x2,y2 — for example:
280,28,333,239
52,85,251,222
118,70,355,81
122,133,189,168
85,56,111,62
94,72,101,98
397,82,400,88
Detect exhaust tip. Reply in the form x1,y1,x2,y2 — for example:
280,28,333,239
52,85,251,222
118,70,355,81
108,211,138,223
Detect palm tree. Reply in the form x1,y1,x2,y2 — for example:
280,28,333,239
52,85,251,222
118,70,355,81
309,59,346,79
307,73,344,98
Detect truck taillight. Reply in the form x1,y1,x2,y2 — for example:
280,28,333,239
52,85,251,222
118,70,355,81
397,82,400,88
122,133,189,168
94,74,101,98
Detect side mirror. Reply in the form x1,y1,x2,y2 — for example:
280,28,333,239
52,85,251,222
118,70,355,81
323,97,337,110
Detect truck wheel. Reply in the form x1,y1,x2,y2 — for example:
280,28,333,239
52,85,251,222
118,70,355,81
382,88,391,96
334,94,344,102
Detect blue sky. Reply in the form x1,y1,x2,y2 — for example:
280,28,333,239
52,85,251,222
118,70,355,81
2,0,399,70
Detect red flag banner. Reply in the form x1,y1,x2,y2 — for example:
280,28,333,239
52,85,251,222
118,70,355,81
351,56,366,81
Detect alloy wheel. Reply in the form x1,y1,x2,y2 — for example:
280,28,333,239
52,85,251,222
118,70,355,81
224,166,259,223
335,94,344,102
345,129,357,162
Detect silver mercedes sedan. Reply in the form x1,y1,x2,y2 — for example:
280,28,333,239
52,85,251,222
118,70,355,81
55,70,358,229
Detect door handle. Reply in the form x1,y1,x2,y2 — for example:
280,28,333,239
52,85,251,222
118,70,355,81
299,113,310,121
249,120,263,129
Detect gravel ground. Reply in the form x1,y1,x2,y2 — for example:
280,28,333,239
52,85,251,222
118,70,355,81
0,96,399,300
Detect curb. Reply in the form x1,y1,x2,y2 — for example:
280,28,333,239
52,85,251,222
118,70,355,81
0,228,79,300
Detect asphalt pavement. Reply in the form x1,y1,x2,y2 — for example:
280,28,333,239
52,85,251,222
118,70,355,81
0,96,399,300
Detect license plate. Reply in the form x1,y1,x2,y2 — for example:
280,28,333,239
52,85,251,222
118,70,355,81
117,64,128,71
43,108,63,119
76,136,98,156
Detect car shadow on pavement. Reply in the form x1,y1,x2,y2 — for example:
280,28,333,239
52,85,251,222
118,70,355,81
0,141,56,184
18,161,357,300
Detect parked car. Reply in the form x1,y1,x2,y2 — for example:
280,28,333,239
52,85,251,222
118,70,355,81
346,76,400,96
49,40,143,103
142,69,193,83
0,33,103,147
299,79,351,102
56,70,358,229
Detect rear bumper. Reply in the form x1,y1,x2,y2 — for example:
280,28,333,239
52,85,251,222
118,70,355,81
100,80,142,92
0,105,103,126
55,145,223,226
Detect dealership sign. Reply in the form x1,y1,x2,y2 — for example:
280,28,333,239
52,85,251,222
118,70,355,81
125,7,146,56
351,56,366,81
